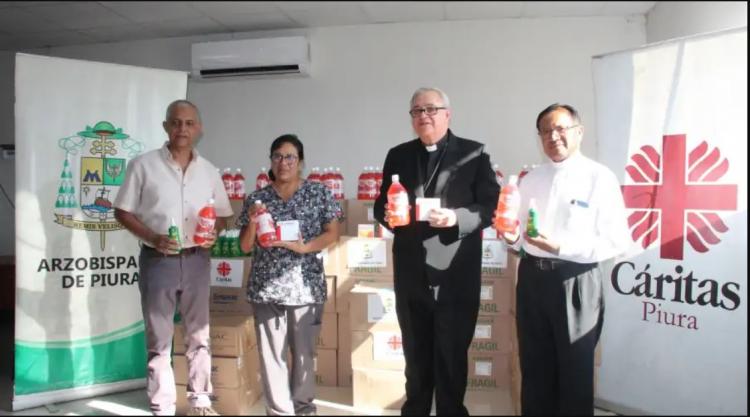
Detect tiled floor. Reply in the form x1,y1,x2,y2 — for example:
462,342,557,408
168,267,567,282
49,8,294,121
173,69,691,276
0,386,514,416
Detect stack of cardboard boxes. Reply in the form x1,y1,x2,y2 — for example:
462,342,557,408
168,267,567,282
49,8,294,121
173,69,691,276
333,199,516,412
173,314,262,414
467,227,514,393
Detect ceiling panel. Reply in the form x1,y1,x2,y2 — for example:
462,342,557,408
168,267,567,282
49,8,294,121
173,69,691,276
190,1,281,18
279,3,371,27
444,2,524,20
522,1,606,18
12,29,97,49
79,24,160,43
0,1,658,51
26,2,131,30
100,1,204,23
209,11,299,32
362,1,444,23
142,16,228,38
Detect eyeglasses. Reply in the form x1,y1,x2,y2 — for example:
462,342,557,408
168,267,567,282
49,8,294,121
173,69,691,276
270,153,299,164
409,106,447,118
539,125,580,138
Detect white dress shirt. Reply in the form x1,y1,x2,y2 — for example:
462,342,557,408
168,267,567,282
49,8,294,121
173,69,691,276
512,151,630,264
114,142,233,248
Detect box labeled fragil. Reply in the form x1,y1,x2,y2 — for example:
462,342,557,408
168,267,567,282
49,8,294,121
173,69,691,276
470,314,513,354
478,277,513,316
316,312,338,349
337,312,352,387
314,348,338,386
481,240,508,273
467,352,511,391
324,275,336,313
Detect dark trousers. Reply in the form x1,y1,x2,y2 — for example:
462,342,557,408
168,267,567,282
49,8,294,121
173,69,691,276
396,283,479,416
516,255,604,416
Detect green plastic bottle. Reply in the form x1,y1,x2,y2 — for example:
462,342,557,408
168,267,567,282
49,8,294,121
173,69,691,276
168,218,182,252
211,232,222,257
526,198,539,238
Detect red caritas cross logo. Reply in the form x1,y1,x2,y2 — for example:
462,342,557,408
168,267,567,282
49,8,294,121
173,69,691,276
621,134,738,260
216,261,232,277
387,335,402,351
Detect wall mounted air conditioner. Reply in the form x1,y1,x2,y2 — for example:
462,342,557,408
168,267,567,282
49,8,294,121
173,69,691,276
191,36,310,80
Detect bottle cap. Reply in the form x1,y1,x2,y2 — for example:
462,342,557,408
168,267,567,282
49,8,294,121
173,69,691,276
208,198,215,205
391,174,399,182
254,199,262,205
508,175,519,185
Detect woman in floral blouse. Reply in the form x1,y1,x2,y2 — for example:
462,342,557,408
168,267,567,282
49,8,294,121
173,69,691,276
237,133,341,416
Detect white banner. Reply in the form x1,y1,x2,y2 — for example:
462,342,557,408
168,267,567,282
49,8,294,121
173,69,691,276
593,29,747,415
14,53,186,409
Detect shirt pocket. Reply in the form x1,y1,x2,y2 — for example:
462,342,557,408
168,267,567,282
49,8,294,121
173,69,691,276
565,198,594,231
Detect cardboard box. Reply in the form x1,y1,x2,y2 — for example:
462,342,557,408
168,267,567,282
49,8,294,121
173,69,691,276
324,275,336,313
338,236,393,278
209,257,253,315
510,370,522,415
315,348,338,386
337,312,352,387
316,312,338,349
467,352,511,391
480,239,509,276
352,367,406,411
173,349,261,389
227,199,246,230
351,329,405,370
174,314,255,357
322,240,342,277
348,281,399,332
470,314,513,354
176,383,261,415
478,277,513,316
344,199,376,237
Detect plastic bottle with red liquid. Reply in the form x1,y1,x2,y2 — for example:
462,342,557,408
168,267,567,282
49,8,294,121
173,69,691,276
233,168,246,200
374,166,383,199
387,174,410,227
334,167,344,200
492,163,504,187
194,198,217,245
494,175,521,234
256,167,270,191
307,167,321,183
254,200,277,248
357,166,369,200
221,168,235,198
323,167,336,196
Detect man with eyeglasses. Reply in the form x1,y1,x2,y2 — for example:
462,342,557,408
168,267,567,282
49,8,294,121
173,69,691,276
374,87,499,415
499,103,630,415
114,100,233,416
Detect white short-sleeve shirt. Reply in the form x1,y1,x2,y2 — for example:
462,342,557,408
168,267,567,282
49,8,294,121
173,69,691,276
114,142,233,248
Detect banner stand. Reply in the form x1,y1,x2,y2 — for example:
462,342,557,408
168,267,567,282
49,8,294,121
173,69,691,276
13,378,145,412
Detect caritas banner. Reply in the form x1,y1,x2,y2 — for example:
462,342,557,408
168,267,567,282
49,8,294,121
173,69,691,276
14,53,187,410
592,28,747,415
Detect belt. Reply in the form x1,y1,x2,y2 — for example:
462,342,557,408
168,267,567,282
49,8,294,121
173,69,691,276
141,245,203,256
525,254,572,271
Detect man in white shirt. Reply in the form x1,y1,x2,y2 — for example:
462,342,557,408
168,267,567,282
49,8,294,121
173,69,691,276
114,100,233,416
500,103,630,415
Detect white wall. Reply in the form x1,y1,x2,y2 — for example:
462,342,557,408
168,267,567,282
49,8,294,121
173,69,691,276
3,16,648,254
647,1,747,43
15,17,647,200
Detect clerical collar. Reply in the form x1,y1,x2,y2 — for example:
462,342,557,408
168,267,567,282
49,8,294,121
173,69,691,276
423,133,449,152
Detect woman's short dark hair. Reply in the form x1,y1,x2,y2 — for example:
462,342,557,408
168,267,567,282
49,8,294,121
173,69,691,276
535,103,581,131
268,134,304,181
